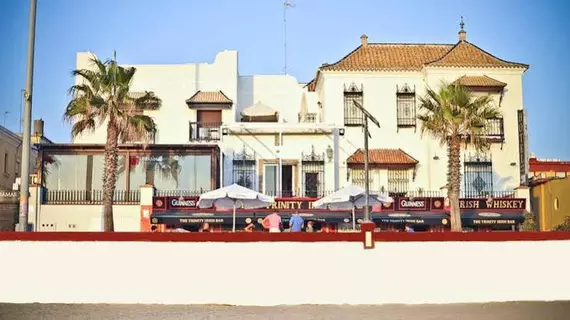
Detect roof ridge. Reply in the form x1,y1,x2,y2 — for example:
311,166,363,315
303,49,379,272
425,40,528,69
464,41,529,68
368,42,455,46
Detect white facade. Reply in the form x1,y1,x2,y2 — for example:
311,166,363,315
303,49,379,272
71,29,529,198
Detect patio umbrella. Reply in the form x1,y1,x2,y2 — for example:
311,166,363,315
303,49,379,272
198,184,275,232
312,184,393,230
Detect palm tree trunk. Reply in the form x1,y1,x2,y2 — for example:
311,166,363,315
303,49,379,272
102,119,119,231
447,138,463,232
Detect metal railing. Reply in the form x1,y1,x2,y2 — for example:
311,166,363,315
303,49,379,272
43,190,140,204
476,118,504,141
155,190,208,197
189,122,221,141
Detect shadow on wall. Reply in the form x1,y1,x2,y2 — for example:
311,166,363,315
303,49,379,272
237,76,254,122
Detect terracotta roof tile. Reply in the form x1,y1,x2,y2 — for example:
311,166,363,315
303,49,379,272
318,40,527,74
321,44,453,72
186,91,233,104
426,41,528,69
347,149,419,166
454,75,507,87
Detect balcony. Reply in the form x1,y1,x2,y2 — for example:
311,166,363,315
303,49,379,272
189,122,221,142
477,118,504,141
43,189,140,204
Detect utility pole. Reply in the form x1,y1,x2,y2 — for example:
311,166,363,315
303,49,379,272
283,0,295,75
353,100,380,222
18,0,38,232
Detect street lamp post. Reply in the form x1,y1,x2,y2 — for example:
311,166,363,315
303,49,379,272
18,0,38,231
353,100,380,222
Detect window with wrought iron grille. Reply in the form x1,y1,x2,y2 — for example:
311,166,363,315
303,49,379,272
463,154,493,198
477,117,504,141
388,169,410,196
344,83,364,126
350,169,373,188
396,84,416,129
232,147,256,190
301,147,325,198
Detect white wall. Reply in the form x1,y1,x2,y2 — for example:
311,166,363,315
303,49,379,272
1,240,569,305
39,205,140,231
317,67,526,192
72,51,239,144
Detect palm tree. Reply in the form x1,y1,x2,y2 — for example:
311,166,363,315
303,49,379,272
418,82,501,232
63,53,161,231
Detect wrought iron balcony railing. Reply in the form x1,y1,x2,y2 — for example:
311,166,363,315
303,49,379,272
189,122,221,142
43,190,140,204
476,118,504,141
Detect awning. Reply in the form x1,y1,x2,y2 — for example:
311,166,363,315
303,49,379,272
241,101,279,122
461,211,524,226
372,212,450,226
150,211,354,226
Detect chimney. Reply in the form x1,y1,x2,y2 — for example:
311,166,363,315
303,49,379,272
458,16,467,41
360,34,368,46
33,119,44,137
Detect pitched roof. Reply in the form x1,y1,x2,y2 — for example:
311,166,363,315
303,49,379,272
308,38,529,91
454,75,507,88
426,41,528,69
321,43,453,72
186,91,233,104
347,149,419,166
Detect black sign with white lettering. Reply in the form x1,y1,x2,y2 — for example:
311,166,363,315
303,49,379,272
153,196,199,210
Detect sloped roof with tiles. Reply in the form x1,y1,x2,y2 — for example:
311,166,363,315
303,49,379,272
307,32,528,91
347,149,419,166
453,75,507,87
186,90,233,104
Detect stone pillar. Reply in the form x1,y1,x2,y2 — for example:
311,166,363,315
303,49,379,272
360,222,375,249
514,186,531,212
139,185,154,232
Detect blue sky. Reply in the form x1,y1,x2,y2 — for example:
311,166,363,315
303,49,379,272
1,0,569,159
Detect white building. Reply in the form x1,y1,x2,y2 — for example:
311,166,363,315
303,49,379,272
55,24,529,201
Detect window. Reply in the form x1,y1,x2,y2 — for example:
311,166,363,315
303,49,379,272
478,118,504,141
301,146,325,198
190,110,222,141
388,169,410,196
233,147,256,190
463,153,493,198
129,153,211,192
299,113,317,123
350,169,373,187
344,82,364,126
263,164,278,196
396,84,416,129
3,153,8,174
554,197,560,211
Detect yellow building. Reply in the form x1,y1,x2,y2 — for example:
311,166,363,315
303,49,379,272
529,157,570,231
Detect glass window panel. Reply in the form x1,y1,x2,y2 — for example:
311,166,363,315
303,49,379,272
128,153,212,192
44,154,87,190
264,165,277,196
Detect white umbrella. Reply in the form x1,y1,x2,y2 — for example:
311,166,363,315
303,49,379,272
198,184,275,232
312,184,393,230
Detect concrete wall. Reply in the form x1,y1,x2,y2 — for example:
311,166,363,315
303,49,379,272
1,239,569,305
38,205,140,231
531,177,570,231
0,191,18,231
